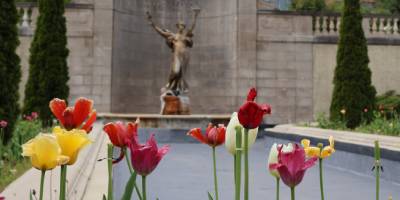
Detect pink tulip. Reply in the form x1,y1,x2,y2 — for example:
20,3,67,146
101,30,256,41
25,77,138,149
270,143,317,188
128,134,169,176
0,120,7,128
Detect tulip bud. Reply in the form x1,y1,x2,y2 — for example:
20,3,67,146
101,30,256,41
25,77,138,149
225,112,258,155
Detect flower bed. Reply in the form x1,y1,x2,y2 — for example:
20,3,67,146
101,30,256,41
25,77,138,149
0,116,41,191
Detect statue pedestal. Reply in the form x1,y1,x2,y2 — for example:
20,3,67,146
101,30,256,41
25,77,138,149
160,90,190,115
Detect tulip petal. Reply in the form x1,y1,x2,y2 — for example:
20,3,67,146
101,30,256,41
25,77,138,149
62,108,75,130
187,128,208,144
54,126,91,165
73,98,93,128
82,110,97,133
104,123,123,147
49,98,67,125
301,139,310,148
247,87,257,101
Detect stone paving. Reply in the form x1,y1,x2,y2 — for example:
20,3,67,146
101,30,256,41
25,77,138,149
3,124,400,200
113,131,400,200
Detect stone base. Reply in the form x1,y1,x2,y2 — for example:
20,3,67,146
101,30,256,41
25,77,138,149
160,90,190,115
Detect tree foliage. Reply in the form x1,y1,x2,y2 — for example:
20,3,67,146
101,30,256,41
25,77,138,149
23,0,69,126
330,0,376,128
0,0,22,143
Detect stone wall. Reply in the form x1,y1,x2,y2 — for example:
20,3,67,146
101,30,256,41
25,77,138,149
111,0,239,114
17,1,113,112
257,11,400,123
16,2,400,123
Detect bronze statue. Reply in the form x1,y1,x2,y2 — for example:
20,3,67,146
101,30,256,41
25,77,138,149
146,9,200,95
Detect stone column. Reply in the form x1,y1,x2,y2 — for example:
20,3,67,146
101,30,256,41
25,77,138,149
235,0,258,106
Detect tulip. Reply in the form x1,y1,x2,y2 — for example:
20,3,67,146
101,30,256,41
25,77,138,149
128,134,169,200
301,136,335,159
53,126,91,165
268,143,293,200
238,88,272,129
22,134,69,200
22,133,70,170
270,143,317,200
238,88,271,200
301,136,335,200
103,120,139,163
53,126,91,200
0,195,4,200
225,112,258,155
49,97,97,133
188,124,226,200
187,123,226,147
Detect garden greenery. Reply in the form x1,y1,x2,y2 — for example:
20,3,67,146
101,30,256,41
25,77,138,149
330,0,376,129
0,0,22,143
0,119,42,191
23,0,70,126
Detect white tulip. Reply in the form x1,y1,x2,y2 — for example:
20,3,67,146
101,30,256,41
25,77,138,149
225,112,258,155
268,143,293,178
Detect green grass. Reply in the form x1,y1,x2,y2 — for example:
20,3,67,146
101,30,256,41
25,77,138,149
0,159,31,192
0,119,42,192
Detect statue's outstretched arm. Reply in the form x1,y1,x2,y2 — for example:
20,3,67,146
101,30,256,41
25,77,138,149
146,11,172,38
187,10,200,34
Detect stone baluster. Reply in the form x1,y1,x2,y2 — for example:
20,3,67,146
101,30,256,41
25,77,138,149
394,18,399,34
21,8,30,28
319,15,324,33
379,17,386,35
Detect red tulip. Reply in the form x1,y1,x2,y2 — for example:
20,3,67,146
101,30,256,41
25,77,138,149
49,97,97,133
128,134,169,176
103,120,139,163
187,123,226,147
270,143,317,188
238,88,271,129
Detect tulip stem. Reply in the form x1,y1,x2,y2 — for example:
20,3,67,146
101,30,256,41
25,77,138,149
291,187,295,200
123,148,142,200
235,127,242,200
212,147,219,200
244,128,249,200
39,170,45,200
124,147,134,174
276,177,280,200
107,144,114,200
59,165,67,200
319,158,325,200
142,176,147,200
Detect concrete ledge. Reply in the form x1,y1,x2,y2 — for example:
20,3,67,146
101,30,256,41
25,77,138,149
2,122,105,200
98,113,231,129
266,124,400,162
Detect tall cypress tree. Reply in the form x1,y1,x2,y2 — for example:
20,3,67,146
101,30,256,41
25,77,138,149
23,0,69,126
330,0,376,128
0,0,22,143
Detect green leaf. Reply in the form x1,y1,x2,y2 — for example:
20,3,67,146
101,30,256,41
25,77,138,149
102,194,107,200
121,173,138,200
207,192,214,200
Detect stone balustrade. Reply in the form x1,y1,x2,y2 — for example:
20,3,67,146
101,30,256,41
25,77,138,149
313,13,400,37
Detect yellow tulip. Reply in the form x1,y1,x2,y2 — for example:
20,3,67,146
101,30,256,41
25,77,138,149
22,133,69,170
225,112,258,155
53,126,91,165
301,136,335,159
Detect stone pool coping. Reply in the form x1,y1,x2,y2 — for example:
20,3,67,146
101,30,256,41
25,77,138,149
266,124,400,162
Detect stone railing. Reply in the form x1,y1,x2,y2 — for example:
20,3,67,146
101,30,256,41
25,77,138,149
312,13,400,37
16,3,35,35
16,2,94,37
